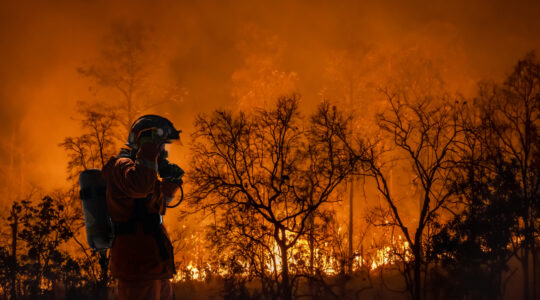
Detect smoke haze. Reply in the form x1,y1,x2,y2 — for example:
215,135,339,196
1,0,539,200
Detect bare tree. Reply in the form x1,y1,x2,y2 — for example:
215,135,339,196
60,103,117,181
188,96,365,300
78,22,148,131
78,22,184,133
362,92,463,300
477,52,540,300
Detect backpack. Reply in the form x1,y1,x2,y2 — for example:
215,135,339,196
79,169,114,251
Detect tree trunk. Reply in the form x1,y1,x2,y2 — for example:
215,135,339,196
522,247,531,300
279,243,292,300
422,260,429,300
348,176,354,275
308,214,314,275
414,259,421,300
521,166,532,300
412,241,423,300
10,211,17,300
532,237,537,300
528,212,536,300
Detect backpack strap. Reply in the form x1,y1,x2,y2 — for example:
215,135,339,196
112,194,170,260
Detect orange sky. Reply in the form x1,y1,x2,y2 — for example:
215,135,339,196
1,0,539,203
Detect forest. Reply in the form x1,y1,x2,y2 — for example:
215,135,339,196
0,2,539,300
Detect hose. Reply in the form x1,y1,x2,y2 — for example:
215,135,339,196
166,185,184,208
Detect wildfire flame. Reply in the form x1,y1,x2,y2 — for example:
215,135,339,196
173,234,412,282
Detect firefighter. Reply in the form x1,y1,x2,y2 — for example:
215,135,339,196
102,115,184,300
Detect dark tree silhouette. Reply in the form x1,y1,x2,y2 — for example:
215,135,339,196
19,196,73,295
428,156,521,300
361,93,464,300
427,98,520,298
2,200,22,300
59,103,118,181
2,195,78,297
476,53,540,300
188,96,366,300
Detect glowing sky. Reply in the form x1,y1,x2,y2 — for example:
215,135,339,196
1,0,539,200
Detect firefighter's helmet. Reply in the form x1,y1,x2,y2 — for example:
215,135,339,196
127,115,181,149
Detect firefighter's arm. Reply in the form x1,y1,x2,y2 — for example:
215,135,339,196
112,143,160,198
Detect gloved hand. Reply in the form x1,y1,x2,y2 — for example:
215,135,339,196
158,160,184,185
137,127,163,147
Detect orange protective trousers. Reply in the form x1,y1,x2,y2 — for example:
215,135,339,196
117,278,173,300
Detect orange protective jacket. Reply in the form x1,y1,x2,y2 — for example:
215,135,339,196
102,143,178,281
